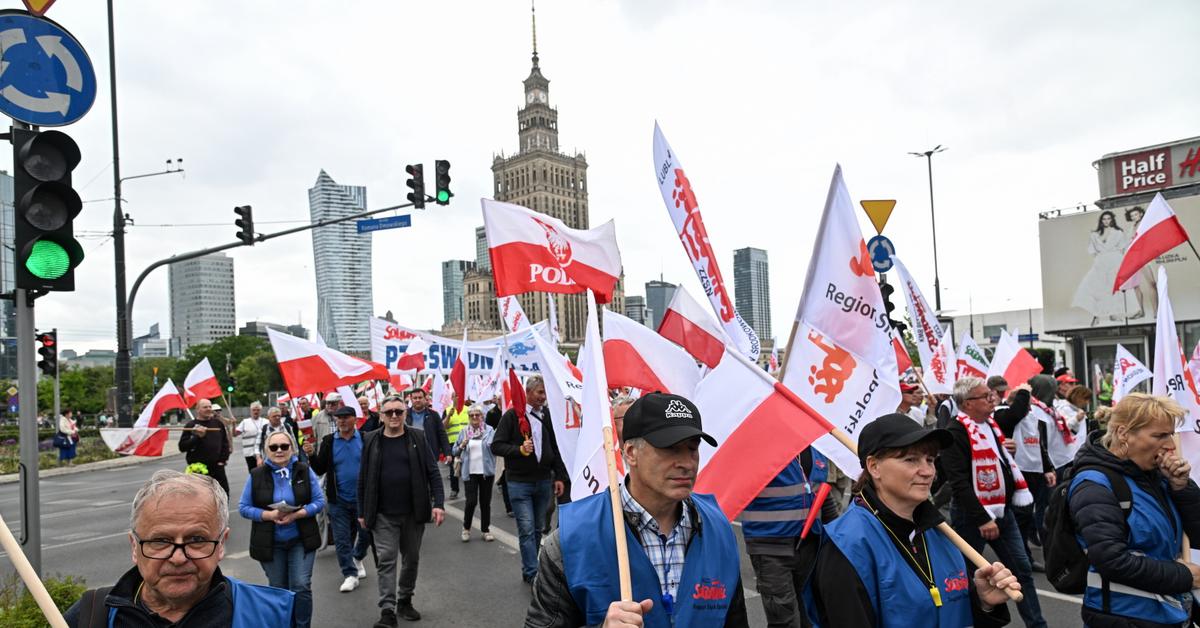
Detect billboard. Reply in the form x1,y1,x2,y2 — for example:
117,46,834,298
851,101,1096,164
1095,136,1200,199
1040,193,1200,333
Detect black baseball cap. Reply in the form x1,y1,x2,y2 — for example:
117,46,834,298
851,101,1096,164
857,413,952,466
333,406,357,418
622,392,716,448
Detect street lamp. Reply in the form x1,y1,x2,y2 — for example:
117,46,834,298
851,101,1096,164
909,145,947,312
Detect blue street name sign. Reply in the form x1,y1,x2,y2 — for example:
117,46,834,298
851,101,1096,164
0,10,97,126
356,214,411,234
867,235,895,273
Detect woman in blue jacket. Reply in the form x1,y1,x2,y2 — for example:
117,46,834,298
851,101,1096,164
808,413,1020,627
452,404,497,542
239,430,326,628
1068,393,1200,628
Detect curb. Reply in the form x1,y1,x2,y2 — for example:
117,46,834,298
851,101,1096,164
0,450,184,485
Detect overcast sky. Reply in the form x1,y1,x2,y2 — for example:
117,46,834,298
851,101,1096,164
21,1,1200,353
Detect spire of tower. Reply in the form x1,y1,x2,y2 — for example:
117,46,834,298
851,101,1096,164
531,0,539,69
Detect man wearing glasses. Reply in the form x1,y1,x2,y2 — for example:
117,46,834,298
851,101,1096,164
64,470,295,626
358,395,445,627
308,406,372,593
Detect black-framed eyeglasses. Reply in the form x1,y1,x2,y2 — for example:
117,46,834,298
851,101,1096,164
267,443,291,452
132,531,223,560
382,409,405,417
965,395,991,402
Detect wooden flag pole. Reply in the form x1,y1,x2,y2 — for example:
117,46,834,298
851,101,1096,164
775,320,802,383
0,513,68,627
602,422,633,601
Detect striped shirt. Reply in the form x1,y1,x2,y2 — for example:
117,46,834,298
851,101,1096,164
620,481,693,604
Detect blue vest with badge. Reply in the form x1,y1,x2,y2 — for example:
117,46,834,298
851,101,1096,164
810,501,973,628
107,576,293,627
742,451,829,540
1069,470,1190,625
560,491,739,627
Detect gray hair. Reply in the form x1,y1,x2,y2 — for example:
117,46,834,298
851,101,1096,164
249,401,262,410
262,428,299,458
266,407,281,418
467,403,487,417
953,376,986,406
612,395,635,409
381,394,406,407
622,437,649,451
524,374,544,393
131,470,228,533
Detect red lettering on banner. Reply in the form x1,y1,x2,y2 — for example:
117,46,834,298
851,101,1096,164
944,571,969,592
384,326,418,341
529,264,578,287
806,331,857,403
672,168,735,323
1180,147,1200,179
908,280,939,347
692,578,728,601
1023,436,1039,446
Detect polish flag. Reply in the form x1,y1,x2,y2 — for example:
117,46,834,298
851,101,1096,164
923,328,956,395
768,346,780,373
430,375,452,414
694,348,836,519
183,358,222,405
450,330,468,412
653,123,760,360
603,309,702,396
267,328,389,397
101,380,187,456
570,290,618,501
338,385,363,418
482,198,622,303
390,373,413,394
957,334,991,379
1112,343,1150,404
1114,193,1189,293
395,338,429,372
498,296,532,333
893,337,914,376
658,286,727,369
781,166,901,476
986,328,1043,388
891,255,945,376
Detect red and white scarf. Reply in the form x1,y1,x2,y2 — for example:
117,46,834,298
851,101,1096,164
1030,397,1074,444
956,413,1033,519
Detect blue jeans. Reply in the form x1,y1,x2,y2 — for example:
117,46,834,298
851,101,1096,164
951,505,1047,628
508,479,551,581
329,500,371,577
260,539,316,628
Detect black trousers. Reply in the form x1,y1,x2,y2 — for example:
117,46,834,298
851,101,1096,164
206,462,230,494
463,474,494,532
244,456,257,473
748,538,820,628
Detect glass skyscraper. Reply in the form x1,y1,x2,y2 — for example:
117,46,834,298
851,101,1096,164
309,170,372,352
734,247,772,342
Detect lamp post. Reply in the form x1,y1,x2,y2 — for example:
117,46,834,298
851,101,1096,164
909,145,947,312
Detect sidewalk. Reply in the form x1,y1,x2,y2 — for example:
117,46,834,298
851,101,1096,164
0,431,185,485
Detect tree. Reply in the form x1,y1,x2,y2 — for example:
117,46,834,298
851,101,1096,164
170,336,271,394
230,350,284,407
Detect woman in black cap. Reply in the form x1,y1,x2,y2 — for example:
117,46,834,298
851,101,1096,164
807,414,1019,627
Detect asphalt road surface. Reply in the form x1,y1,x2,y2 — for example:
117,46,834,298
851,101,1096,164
0,456,1086,626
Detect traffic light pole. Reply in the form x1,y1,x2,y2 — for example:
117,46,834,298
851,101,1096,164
15,289,41,575
53,328,59,436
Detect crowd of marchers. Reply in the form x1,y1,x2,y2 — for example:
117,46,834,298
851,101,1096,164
53,367,1200,628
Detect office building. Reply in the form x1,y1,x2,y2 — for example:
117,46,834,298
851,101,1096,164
442,260,475,325
133,323,175,358
169,253,236,352
475,226,490,271
309,170,372,352
624,295,651,327
645,280,676,331
239,321,309,340
734,247,772,341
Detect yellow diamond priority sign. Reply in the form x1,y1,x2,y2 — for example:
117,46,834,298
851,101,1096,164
860,200,897,235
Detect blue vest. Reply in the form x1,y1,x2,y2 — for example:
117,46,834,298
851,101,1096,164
108,576,293,627
811,502,973,628
560,491,740,627
1069,470,1190,624
742,451,829,540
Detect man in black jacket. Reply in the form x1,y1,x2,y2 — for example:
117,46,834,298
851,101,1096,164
491,375,568,585
178,399,232,494
406,389,450,465
357,395,445,627
307,406,370,593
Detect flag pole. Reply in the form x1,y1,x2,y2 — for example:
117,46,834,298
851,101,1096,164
0,512,68,627
603,422,633,600
726,347,1024,602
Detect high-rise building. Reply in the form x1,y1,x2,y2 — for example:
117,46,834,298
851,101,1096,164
475,226,490,271
169,253,236,352
442,260,475,325
625,295,651,327
133,323,175,358
734,247,772,341
309,170,372,352
645,280,677,331
464,5,621,343
239,321,309,340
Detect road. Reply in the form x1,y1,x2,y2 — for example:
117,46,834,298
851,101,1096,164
0,456,1085,626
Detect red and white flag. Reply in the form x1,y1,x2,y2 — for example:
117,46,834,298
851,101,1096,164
924,328,956,395
530,321,585,472
498,296,532,333
450,330,468,412
653,123,760,360
482,198,622,303
658,286,727,369
430,375,452,414
1114,193,1189,293
602,308,701,396
267,328,388,397
183,358,222,405
780,166,901,476
768,346,780,373
570,290,618,502
957,334,991,379
395,338,429,373
985,328,1042,388
1113,343,1150,404
101,380,187,456
694,349,836,519
891,255,945,375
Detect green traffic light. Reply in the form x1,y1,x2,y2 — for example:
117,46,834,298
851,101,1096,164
436,190,450,203
227,386,234,392
25,240,71,279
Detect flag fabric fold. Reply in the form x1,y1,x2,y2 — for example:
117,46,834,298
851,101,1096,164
570,290,616,502
498,296,532,333
657,286,728,369
957,334,991,379
267,328,389,397
1151,266,1200,427
1114,193,1189,293
602,308,701,396
102,379,187,457
923,328,956,395
891,255,945,376
1113,343,1151,403
395,338,429,373
985,329,1043,389
450,330,469,413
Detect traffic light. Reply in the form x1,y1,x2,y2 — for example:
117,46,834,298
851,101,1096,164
434,159,452,205
234,205,254,245
36,331,57,377
879,280,907,332
12,129,83,291
405,164,425,209
226,377,236,394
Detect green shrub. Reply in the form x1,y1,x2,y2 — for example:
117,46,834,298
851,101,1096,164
0,571,86,627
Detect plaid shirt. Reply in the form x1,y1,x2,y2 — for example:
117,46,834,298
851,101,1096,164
620,481,693,604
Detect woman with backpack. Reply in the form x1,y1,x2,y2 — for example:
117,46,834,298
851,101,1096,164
807,413,1021,627
1066,393,1200,627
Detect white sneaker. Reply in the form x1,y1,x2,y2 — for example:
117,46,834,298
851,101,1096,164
354,558,367,579
461,529,471,542
483,532,495,542
339,575,359,592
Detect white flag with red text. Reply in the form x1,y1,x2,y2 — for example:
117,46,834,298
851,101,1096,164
780,166,901,476
498,296,532,333
891,255,945,374
482,199,622,303
924,328,956,395
570,290,617,502
957,334,991,379
1113,344,1151,403
652,123,760,360
602,308,701,396
1151,266,1200,426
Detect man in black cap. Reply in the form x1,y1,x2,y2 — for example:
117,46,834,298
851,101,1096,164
525,392,748,627
307,405,371,593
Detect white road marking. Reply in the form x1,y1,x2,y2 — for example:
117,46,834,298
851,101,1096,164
0,530,129,558
1036,588,1082,605
442,503,520,551
226,550,250,560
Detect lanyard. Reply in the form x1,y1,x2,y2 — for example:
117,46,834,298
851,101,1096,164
869,509,942,607
655,529,679,617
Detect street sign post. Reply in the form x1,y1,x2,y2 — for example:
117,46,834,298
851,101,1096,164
867,235,896,273
356,215,412,233
0,10,97,126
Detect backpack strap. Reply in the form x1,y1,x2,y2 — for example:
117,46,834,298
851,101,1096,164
1070,466,1134,614
76,586,113,628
